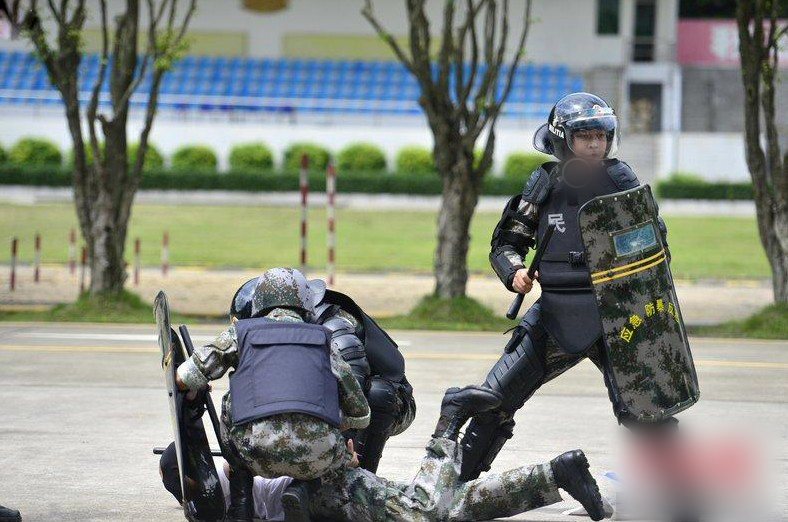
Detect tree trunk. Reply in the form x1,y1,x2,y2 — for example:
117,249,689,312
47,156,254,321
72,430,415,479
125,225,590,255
433,153,480,298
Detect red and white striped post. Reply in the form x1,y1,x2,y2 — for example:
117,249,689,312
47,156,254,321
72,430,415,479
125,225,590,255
326,163,336,286
79,246,87,294
161,231,169,277
9,237,18,291
133,238,141,287
33,233,41,283
299,153,309,275
68,228,76,275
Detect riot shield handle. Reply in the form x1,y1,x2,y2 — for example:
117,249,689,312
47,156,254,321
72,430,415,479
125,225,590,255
505,224,557,320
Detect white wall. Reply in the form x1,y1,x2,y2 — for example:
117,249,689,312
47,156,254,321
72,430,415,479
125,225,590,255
0,0,679,70
0,110,751,180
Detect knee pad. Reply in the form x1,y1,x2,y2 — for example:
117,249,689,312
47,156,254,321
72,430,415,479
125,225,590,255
486,331,547,414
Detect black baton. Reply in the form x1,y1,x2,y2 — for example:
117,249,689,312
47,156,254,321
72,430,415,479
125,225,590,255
505,223,557,320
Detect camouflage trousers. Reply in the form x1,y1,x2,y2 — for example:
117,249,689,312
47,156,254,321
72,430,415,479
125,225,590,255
311,437,562,521
220,393,352,480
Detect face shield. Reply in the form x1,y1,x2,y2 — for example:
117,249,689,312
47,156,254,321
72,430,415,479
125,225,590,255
560,106,619,158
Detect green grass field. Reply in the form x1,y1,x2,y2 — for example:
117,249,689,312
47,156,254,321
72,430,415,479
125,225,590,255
0,203,770,280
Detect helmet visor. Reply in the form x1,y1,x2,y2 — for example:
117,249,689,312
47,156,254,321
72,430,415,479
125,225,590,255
561,107,618,158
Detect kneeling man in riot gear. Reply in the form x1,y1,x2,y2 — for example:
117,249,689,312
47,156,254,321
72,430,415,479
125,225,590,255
175,267,370,521
461,92,700,482
229,275,416,474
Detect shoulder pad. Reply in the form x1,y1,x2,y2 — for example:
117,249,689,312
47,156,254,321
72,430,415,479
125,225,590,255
522,163,556,205
314,302,338,324
606,160,639,190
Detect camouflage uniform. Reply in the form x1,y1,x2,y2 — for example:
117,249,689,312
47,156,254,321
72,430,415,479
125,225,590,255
309,436,562,521
177,307,370,480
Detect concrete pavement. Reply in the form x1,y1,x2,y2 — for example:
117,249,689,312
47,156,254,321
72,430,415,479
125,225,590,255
0,322,786,521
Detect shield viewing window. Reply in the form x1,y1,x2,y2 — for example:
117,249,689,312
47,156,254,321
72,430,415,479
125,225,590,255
611,221,658,258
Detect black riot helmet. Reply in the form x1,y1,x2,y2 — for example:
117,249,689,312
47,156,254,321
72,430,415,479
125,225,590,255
230,277,258,320
533,92,619,160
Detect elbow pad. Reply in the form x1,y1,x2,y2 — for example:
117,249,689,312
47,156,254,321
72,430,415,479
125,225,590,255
490,248,526,291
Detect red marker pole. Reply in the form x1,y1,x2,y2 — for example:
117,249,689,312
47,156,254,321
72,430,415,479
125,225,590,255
299,153,309,275
326,163,336,286
134,238,141,287
68,228,76,275
10,237,18,291
33,233,41,283
161,231,169,277
79,246,87,294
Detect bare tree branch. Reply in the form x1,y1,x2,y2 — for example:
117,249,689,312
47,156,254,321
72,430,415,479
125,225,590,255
86,0,108,182
361,0,414,72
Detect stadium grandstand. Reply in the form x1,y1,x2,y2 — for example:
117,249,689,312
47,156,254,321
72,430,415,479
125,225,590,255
1,0,784,181
0,50,582,119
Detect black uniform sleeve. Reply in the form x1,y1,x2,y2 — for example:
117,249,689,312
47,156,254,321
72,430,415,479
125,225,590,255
490,200,539,291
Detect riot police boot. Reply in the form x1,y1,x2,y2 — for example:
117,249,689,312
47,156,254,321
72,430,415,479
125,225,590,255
433,385,503,441
550,450,605,521
281,479,313,522
225,467,254,522
0,505,21,522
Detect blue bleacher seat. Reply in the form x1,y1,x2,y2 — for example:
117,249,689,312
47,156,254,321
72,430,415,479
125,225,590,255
0,51,581,118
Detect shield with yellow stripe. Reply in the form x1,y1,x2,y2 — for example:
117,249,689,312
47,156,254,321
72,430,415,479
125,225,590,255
578,185,699,422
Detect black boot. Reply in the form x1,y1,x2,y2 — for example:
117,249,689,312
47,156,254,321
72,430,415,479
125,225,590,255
433,385,503,441
550,450,605,522
0,505,21,522
225,467,254,521
281,479,312,522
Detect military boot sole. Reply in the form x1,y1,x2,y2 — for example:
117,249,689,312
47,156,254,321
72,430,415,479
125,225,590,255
552,450,605,521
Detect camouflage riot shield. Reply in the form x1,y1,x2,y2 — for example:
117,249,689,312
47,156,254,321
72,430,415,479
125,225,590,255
155,291,225,521
578,185,699,422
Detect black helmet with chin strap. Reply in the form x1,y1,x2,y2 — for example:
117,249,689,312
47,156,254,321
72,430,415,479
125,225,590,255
533,92,619,161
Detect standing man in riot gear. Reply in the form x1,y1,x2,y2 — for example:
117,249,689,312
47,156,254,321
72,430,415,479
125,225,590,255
175,267,370,521
230,275,416,474
460,92,699,482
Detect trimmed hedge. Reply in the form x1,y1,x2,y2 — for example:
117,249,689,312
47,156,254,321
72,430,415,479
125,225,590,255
67,142,164,171
0,163,754,200
9,137,62,166
284,142,331,172
395,146,434,175
229,142,274,171
503,152,549,178
337,143,386,173
171,145,217,171
655,173,753,200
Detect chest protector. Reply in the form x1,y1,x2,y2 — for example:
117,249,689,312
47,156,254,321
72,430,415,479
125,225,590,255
534,161,638,354
230,318,341,427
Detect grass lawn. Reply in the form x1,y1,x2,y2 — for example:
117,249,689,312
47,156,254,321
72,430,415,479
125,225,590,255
0,202,770,280
689,303,788,340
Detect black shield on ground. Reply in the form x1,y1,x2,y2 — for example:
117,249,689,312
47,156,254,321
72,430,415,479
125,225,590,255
155,291,226,521
578,186,699,422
